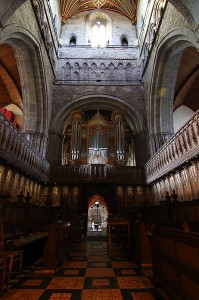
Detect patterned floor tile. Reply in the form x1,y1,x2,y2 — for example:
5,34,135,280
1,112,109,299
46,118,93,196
131,291,155,300
22,279,44,287
63,270,80,275
92,263,106,267
46,277,84,289
112,262,137,269
113,257,129,261
3,289,44,299
92,279,109,287
121,270,136,275
71,257,84,260
49,293,72,300
117,276,154,289
88,256,109,262
85,268,115,277
3,239,165,300
61,261,87,268
81,289,123,300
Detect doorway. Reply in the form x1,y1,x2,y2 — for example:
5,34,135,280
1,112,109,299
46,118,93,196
87,194,108,236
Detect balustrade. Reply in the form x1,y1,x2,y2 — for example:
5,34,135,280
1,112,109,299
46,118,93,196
146,110,199,183
0,112,50,182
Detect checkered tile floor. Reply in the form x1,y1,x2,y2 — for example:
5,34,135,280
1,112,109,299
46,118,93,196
2,239,167,299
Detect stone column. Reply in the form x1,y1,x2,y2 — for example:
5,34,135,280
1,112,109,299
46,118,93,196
149,133,173,156
46,131,63,165
22,131,48,157
134,132,150,167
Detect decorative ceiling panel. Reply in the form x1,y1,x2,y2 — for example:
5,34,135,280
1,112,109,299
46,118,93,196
60,0,137,24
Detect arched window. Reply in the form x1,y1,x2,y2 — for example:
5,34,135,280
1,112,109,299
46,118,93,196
69,36,76,46
121,36,128,47
92,21,106,47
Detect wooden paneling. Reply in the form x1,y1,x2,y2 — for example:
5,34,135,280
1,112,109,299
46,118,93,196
151,226,199,300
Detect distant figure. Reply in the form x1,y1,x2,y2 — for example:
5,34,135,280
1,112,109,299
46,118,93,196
165,191,171,202
17,191,24,204
171,189,178,202
24,192,31,205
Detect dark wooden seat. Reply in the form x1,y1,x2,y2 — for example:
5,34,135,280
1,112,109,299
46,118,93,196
0,225,23,292
0,257,6,296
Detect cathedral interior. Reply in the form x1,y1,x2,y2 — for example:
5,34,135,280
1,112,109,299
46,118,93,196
0,0,199,299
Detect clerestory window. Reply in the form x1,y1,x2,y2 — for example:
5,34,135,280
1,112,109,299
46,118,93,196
92,21,106,47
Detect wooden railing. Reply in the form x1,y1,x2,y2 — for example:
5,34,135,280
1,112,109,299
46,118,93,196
50,164,145,184
139,199,199,233
0,112,50,182
145,110,199,183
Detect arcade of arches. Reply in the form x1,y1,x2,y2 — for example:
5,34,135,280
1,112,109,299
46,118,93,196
0,1,199,299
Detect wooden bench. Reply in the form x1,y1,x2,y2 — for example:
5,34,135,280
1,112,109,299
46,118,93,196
151,226,199,300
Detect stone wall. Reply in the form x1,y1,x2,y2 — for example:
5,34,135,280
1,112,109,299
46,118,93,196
61,10,137,46
57,39,142,83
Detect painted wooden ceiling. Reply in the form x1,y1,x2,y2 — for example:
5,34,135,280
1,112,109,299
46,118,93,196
60,0,137,23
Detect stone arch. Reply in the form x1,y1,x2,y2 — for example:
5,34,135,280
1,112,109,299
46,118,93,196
85,10,112,45
168,0,198,27
0,24,50,156
48,95,148,166
81,63,89,80
69,34,77,46
117,63,125,81
121,35,128,47
99,63,106,80
50,95,145,134
0,0,27,24
72,63,80,80
148,27,198,155
90,63,98,80
64,62,71,80
73,71,80,81
108,63,115,80
126,63,133,81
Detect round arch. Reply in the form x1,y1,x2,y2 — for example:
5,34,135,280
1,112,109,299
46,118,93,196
85,10,112,46
168,0,199,27
50,94,146,134
0,24,50,155
47,94,148,165
147,27,198,155
0,0,27,24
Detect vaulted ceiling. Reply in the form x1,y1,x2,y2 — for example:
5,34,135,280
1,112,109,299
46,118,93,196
60,0,137,24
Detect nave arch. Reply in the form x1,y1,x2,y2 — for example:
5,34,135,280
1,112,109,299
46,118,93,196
147,27,198,156
0,24,50,155
47,95,149,166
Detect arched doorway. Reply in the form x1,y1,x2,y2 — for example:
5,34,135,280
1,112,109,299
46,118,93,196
87,194,109,236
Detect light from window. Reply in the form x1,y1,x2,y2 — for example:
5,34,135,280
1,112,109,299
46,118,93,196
92,21,106,47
